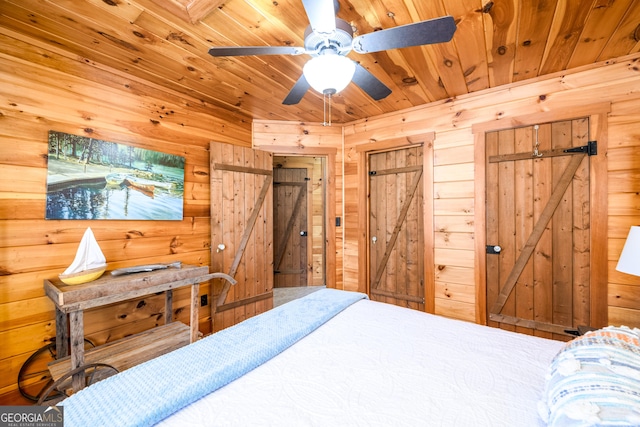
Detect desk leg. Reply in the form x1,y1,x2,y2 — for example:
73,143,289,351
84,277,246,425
55,309,69,359
190,282,199,343
165,290,173,324
69,310,85,392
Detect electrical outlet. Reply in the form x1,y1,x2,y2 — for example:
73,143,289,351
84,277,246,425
200,294,208,307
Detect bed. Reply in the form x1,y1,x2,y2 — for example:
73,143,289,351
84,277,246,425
59,289,640,427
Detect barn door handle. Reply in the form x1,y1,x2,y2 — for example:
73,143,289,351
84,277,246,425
299,231,308,236
372,236,377,244
486,245,501,254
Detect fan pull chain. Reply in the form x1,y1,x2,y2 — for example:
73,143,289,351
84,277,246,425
323,91,332,126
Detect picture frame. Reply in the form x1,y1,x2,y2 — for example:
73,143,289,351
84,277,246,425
45,131,185,220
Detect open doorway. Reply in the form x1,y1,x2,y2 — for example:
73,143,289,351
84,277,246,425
272,156,326,289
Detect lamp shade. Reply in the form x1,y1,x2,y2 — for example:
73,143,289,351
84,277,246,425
303,54,355,95
616,226,640,277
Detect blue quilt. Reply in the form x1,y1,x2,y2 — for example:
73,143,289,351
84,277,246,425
60,288,367,427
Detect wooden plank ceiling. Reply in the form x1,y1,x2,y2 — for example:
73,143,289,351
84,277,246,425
2,0,640,124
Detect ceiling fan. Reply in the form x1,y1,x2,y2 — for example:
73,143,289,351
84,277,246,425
208,0,457,105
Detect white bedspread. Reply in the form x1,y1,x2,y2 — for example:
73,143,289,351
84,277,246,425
158,299,563,426
59,289,365,427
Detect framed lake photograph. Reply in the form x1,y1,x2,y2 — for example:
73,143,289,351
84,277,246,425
46,131,185,220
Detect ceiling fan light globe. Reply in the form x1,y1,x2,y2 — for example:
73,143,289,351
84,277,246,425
303,55,355,95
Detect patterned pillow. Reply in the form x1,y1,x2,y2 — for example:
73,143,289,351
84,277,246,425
538,326,640,426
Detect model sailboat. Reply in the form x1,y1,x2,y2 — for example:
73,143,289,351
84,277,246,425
58,227,107,285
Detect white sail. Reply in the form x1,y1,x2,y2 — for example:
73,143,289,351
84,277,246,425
63,227,107,275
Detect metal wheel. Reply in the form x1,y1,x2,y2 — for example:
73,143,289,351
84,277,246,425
18,338,95,403
36,362,119,405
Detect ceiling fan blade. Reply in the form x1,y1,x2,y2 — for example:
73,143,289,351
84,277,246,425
352,63,392,100
301,0,337,35
353,15,456,54
282,74,311,105
208,46,304,57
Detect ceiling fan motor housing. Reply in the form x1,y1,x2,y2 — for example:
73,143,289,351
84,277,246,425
304,18,354,57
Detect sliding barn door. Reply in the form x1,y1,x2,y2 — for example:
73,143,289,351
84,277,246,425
368,146,424,310
273,168,308,288
210,142,273,332
485,119,594,338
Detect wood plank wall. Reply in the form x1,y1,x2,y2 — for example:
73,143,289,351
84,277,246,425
343,53,640,326
0,32,251,403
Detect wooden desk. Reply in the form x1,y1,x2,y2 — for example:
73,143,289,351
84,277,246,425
44,264,216,392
